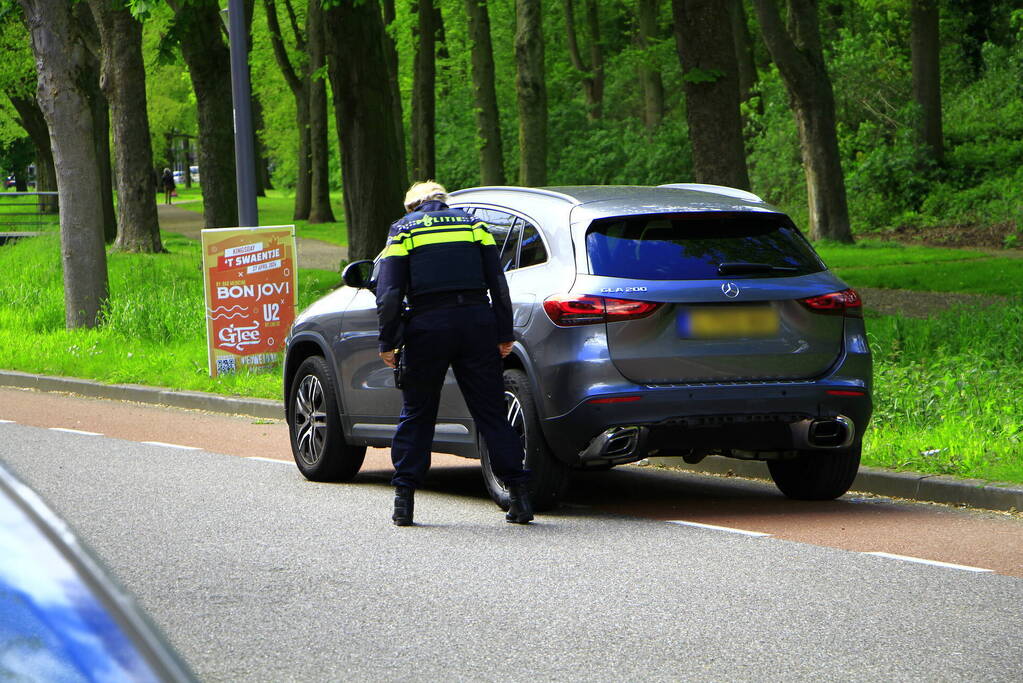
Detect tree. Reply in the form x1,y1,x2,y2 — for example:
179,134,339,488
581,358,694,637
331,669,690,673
673,0,750,190
305,0,334,223
264,0,311,219
380,0,406,187
411,0,437,180
515,0,547,186
76,5,117,244
7,96,57,213
19,0,109,328
635,0,664,130
88,0,163,253
751,0,853,243
464,0,505,184
324,0,406,261
563,0,604,119
168,0,238,228
910,0,943,164
730,0,759,109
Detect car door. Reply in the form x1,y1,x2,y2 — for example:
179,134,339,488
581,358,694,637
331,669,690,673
334,267,404,442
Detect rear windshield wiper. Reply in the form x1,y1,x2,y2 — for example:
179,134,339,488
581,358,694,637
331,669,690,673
717,262,800,275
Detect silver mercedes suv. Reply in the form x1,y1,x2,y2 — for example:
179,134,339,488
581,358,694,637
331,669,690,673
283,184,872,510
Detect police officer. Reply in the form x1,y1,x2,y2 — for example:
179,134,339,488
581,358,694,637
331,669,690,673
376,181,532,526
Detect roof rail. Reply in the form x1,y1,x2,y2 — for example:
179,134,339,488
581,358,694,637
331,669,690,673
657,183,765,204
449,185,581,205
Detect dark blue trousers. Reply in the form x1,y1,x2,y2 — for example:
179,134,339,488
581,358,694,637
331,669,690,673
390,304,530,489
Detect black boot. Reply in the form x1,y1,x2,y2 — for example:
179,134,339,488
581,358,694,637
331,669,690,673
506,484,534,524
392,486,414,526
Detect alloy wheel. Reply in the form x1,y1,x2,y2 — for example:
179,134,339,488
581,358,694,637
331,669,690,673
294,374,328,466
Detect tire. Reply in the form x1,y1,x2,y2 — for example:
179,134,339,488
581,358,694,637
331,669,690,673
288,356,366,482
480,369,569,512
767,442,861,500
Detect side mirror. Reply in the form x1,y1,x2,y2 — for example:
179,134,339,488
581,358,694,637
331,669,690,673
341,259,375,289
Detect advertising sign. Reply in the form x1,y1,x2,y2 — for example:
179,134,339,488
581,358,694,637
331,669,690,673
201,226,297,377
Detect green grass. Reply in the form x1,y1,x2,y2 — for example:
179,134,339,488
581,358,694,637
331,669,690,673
863,303,1023,484
816,239,1022,296
0,231,340,398
814,239,987,269
178,188,348,246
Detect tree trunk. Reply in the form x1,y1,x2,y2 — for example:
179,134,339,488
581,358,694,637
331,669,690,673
515,0,547,186
730,0,759,109
563,0,603,119
306,0,335,223
381,0,407,187
173,0,238,228
411,0,437,181
325,0,406,262
910,0,943,164
20,0,109,328
752,0,852,243
88,0,162,253
252,96,272,194
465,0,505,184
9,94,58,214
673,0,750,190
635,0,664,131
264,0,310,219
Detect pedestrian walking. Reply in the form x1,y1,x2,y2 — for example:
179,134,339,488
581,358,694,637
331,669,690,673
376,181,532,526
161,168,176,205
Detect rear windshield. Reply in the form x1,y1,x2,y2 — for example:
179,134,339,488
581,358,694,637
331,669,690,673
586,213,825,280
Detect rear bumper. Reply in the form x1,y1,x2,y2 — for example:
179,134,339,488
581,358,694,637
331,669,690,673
542,381,872,465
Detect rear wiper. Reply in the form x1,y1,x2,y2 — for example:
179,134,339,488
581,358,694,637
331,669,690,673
717,262,799,275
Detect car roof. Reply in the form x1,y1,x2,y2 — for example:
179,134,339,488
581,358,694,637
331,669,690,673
449,184,781,218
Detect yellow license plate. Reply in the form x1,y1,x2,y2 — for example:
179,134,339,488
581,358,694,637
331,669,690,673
678,306,780,339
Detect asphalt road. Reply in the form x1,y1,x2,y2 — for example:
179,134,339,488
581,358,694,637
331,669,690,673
2,392,1022,680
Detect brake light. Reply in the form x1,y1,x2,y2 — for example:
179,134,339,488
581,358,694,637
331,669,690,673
543,295,661,326
800,289,862,317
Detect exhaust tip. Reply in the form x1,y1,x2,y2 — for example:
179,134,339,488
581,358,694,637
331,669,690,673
807,416,855,449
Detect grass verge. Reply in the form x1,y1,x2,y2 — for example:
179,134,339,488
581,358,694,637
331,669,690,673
178,188,348,246
0,231,339,398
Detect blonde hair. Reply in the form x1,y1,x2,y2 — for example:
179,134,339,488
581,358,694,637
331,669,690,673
404,180,448,212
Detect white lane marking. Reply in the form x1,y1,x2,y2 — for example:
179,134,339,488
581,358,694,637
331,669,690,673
247,457,291,464
0,419,14,423
49,427,102,436
142,441,201,451
668,520,771,537
865,552,992,573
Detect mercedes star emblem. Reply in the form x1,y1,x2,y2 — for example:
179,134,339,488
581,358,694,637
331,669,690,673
721,282,740,298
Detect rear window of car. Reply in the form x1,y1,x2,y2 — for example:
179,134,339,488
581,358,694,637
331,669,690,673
586,213,825,280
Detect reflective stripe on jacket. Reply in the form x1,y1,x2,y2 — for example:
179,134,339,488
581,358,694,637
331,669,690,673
375,200,514,352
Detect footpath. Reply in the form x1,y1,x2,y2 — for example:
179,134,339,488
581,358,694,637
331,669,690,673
157,202,347,272
3,205,1019,513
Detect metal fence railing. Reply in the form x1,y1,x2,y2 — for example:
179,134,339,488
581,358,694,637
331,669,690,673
0,192,59,244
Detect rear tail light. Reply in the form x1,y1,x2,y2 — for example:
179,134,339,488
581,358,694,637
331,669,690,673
543,294,661,326
799,289,862,317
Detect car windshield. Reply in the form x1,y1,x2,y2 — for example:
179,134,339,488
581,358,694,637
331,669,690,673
585,213,825,280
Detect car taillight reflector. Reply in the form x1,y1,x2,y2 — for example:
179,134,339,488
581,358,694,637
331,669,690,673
543,295,661,326
800,289,863,317
587,396,642,404
826,390,866,396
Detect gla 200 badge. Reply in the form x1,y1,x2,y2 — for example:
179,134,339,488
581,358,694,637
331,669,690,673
600,286,648,294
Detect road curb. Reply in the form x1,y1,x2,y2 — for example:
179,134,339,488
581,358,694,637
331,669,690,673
0,370,282,420
646,455,1022,513
3,369,1020,513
